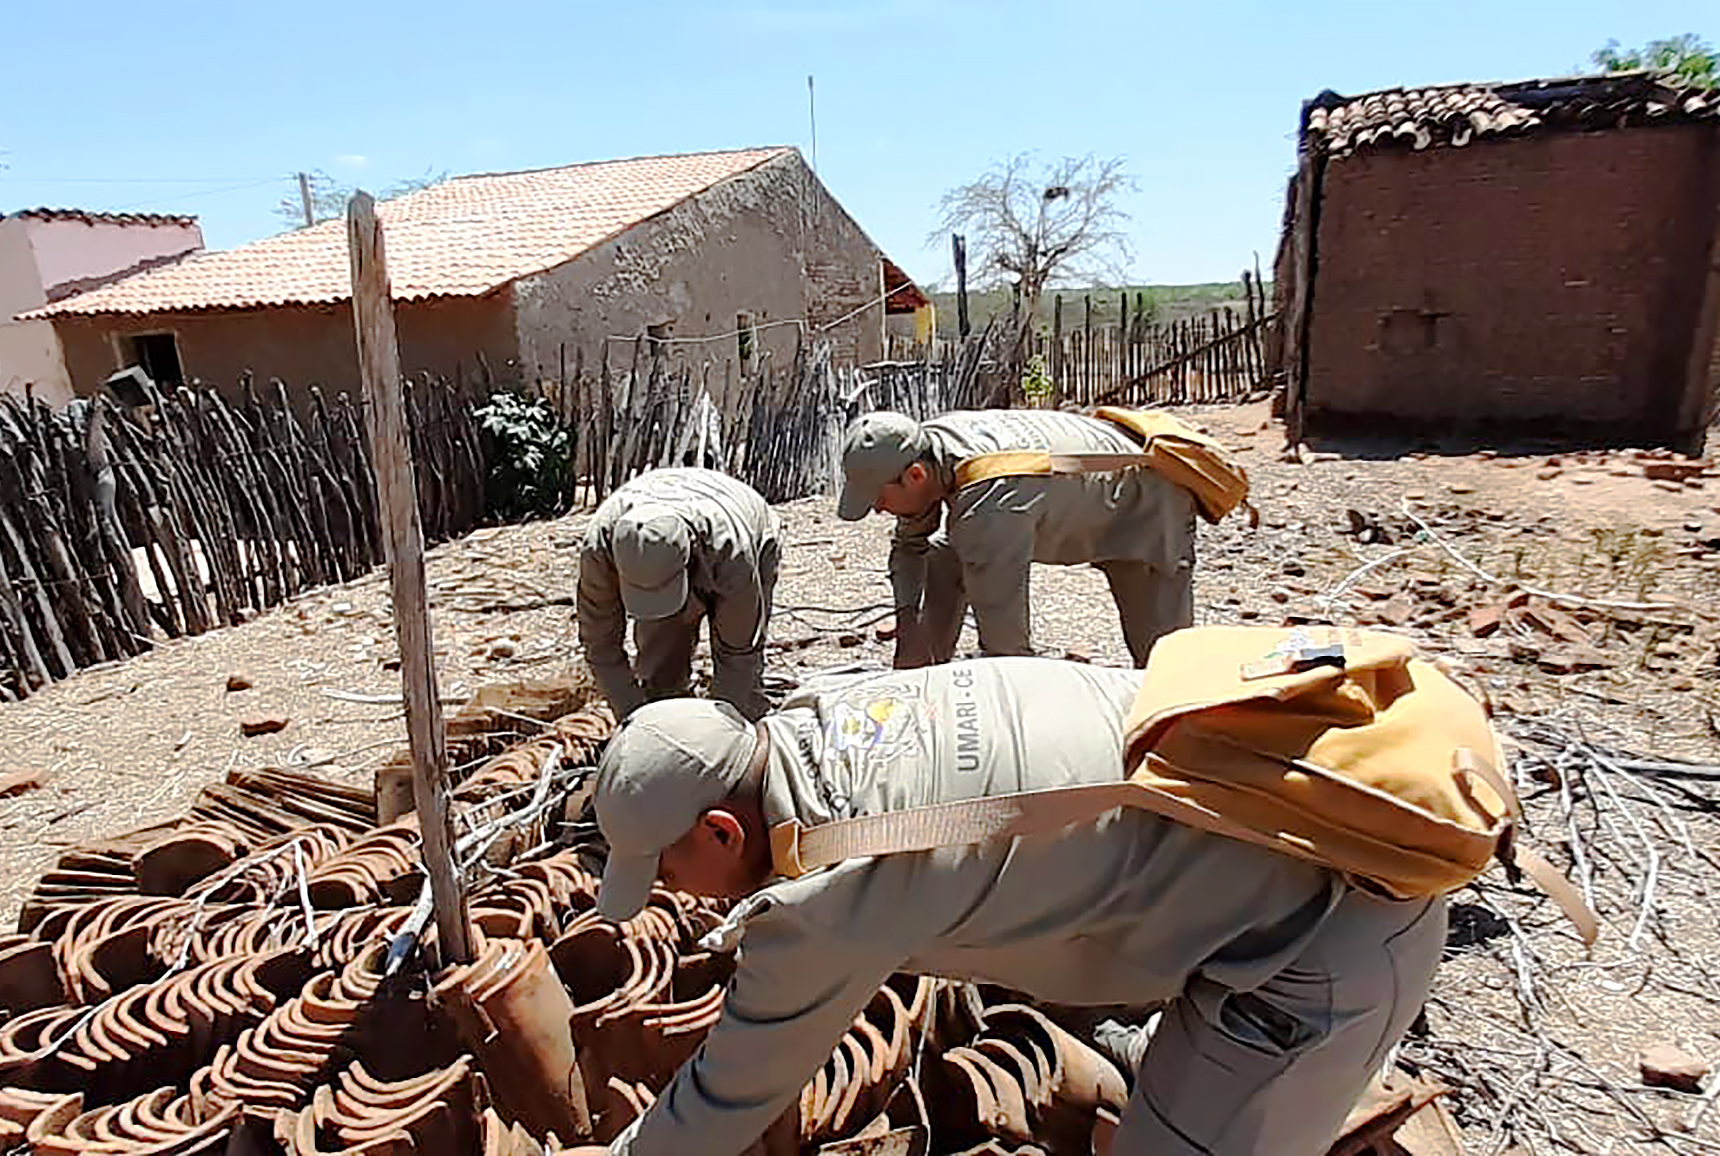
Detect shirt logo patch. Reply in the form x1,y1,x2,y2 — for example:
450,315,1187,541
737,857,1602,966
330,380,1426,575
828,695,917,754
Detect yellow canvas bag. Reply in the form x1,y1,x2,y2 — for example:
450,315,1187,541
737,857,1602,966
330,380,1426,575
950,405,1252,525
769,626,1597,944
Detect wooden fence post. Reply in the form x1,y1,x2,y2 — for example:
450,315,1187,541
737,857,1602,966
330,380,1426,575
953,234,971,340
1083,295,1093,401
1051,295,1063,405
346,191,473,968
1118,292,1129,388
1283,141,1322,441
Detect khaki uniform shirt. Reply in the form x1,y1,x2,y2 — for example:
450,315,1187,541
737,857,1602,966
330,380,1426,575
890,410,1197,655
614,657,1341,1156
578,469,780,719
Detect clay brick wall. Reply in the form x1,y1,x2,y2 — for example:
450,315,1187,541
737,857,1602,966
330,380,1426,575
1304,124,1720,442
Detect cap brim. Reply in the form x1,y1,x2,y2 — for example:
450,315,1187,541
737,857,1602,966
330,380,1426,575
836,482,875,522
596,852,659,922
619,571,689,621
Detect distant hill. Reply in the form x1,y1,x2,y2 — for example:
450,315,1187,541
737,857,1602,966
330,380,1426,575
926,280,1272,338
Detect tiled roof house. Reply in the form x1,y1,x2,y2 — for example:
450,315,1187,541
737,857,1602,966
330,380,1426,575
1,209,204,405
1272,71,1720,447
25,147,927,400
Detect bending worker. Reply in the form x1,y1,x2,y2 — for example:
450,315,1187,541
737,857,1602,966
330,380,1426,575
576,467,780,722
585,656,1446,1156
835,407,1205,668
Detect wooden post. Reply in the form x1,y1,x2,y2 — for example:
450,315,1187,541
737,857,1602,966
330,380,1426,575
1083,295,1093,399
1051,295,1063,405
952,234,971,340
1118,292,1129,388
1283,129,1323,441
298,172,317,228
1676,187,1720,445
346,191,473,968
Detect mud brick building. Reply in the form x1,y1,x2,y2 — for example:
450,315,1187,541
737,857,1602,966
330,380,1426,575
1274,72,1720,448
25,148,926,403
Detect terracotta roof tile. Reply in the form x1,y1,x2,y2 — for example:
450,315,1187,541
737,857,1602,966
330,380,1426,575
7,208,199,227
1304,72,1720,157
30,148,792,318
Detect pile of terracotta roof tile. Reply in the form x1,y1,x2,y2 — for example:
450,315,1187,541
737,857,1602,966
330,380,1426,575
0,675,1455,1155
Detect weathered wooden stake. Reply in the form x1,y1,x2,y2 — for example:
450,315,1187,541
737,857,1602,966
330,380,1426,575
952,233,971,340
346,191,473,967
1051,295,1063,404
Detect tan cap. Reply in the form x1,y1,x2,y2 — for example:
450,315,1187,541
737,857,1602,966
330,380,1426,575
593,698,759,921
837,412,925,521
612,503,690,620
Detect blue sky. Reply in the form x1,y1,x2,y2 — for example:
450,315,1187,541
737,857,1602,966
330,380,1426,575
1,1,1711,286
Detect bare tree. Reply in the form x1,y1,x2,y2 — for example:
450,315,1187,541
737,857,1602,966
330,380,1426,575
928,153,1136,321
273,167,446,232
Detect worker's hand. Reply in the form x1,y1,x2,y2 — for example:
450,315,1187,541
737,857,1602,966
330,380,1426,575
554,1147,611,1155
892,610,932,669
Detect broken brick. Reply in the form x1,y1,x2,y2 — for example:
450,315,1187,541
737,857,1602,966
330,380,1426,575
1640,1042,1709,1093
1642,461,1708,483
1468,605,1505,637
239,716,290,737
1523,601,1593,646
0,769,46,798
1378,593,1415,627
1534,647,1610,675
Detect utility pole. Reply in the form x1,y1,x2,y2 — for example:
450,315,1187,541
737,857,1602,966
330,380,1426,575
807,75,817,175
297,172,316,228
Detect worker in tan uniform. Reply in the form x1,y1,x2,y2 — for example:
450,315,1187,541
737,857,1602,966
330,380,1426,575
582,657,1447,1156
836,408,1197,668
577,468,781,722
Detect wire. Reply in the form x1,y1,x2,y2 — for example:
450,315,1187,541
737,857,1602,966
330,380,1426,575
815,280,917,332
601,280,919,347
0,175,280,184
606,317,806,347
113,177,288,212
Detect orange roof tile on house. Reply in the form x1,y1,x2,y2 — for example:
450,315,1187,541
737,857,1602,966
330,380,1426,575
28,147,792,318
7,208,200,227
1303,71,1720,157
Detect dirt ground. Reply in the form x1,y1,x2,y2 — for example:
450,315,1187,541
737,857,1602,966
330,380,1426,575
2,399,1717,1152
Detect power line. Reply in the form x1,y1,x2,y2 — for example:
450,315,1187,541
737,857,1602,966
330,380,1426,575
0,175,280,184
113,177,289,212
602,281,919,347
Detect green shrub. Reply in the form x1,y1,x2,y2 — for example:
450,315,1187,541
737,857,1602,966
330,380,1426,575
475,391,572,520
1022,354,1053,400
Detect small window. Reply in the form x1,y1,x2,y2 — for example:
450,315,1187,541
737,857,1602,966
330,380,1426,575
122,333,184,386
736,311,757,367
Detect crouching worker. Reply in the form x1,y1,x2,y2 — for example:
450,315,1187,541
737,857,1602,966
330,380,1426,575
577,467,780,722
836,407,1242,669
581,640,1458,1156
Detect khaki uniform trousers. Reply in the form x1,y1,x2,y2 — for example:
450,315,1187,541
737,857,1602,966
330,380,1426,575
919,531,1194,667
1112,890,1447,1155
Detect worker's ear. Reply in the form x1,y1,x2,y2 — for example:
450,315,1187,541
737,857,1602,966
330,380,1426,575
902,462,928,488
700,808,747,855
